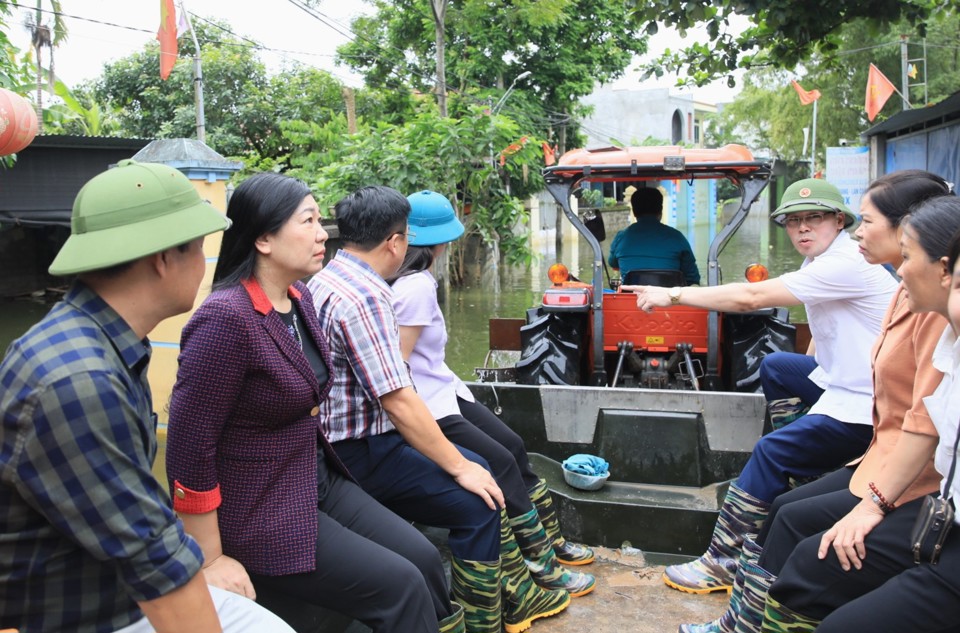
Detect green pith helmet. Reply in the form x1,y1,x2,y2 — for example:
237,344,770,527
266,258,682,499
49,159,230,275
770,178,857,228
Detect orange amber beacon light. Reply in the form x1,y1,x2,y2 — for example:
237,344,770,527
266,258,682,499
745,263,769,283
548,263,570,285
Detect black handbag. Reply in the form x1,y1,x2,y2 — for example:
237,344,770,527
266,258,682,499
910,422,959,565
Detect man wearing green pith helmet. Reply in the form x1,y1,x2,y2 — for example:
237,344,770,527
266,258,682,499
624,178,898,610
0,160,293,633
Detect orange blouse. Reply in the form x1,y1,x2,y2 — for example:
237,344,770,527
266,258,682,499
848,284,946,504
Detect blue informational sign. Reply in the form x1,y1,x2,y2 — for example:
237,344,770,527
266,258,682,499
826,146,870,219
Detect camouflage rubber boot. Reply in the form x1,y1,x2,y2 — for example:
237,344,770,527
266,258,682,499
768,397,810,432
678,536,763,633
760,597,820,633
499,509,571,633
508,507,596,597
732,541,777,633
663,483,770,594
528,478,595,565
451,557,501,633
439,602,466,633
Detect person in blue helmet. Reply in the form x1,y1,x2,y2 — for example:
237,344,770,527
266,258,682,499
307,185,569,633
389,190,597,598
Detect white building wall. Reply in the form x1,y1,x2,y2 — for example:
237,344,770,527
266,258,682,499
579,86,701,149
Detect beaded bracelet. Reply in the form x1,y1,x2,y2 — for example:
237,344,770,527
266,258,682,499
868,481,896,514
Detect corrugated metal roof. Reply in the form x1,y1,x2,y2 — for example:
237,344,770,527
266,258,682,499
863,91,960,138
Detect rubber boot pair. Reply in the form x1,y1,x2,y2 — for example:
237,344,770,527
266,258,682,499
760,597,820,633
451,558,501,633
731,537,777,633
678,535,763,633
768,397,809,432
508,507,596,597
439,602,466,633
500,509,571,632
451,510,570,633
768,398,817,490
528,478,595,565
664,484,770,594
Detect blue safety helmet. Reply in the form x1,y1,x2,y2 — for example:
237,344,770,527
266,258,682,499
406,190,465,246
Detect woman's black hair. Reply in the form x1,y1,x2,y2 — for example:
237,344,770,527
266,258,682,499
213,172,312,289
386,245,436,285
864,169,951,228
902,195,960,262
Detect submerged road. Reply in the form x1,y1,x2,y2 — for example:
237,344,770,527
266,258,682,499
531,546,728,633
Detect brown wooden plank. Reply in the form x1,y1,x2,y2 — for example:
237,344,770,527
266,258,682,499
489,318,525,351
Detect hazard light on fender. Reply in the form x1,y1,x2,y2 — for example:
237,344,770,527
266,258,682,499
745,263,769,283
548,263,570,284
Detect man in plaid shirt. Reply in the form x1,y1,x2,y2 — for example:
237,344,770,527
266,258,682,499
0,161,291,633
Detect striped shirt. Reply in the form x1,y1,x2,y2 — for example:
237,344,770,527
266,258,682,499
0,282,203,633
307,250,411,442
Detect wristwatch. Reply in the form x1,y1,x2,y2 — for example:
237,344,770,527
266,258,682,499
668,287,682,305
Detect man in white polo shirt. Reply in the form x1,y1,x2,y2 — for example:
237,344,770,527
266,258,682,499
626,178,898,596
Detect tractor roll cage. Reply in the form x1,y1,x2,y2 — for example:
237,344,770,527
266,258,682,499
542,145,775,387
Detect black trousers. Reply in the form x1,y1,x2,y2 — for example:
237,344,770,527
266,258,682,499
758,466,856,573
770,495,960,632
249,468,447,633
437,396,540,518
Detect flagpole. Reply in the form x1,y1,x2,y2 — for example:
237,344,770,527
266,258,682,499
810,98,817,177
178,0,205,143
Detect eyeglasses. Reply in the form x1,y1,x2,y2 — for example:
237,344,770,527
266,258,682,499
783,211,837,229
392,229,417,241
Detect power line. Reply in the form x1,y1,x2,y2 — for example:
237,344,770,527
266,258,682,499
7,0,566,137
5,1,340,64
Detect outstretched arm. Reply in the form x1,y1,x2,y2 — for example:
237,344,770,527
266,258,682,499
623,277,801,313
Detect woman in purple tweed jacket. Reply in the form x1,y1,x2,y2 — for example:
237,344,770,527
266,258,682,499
165,173,459,633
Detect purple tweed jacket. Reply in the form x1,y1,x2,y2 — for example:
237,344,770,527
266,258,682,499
166,278,348,576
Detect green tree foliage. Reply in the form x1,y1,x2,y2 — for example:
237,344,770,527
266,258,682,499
707,11,960,164
627,0,957,88
285,102,545,277
89,19,346,161
0,3,39,91
23,0,67,127
336,0,647,147
42,80,121,136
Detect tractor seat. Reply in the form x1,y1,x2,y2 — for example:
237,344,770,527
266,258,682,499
621,269,686,287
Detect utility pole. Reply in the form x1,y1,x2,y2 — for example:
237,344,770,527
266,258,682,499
179,1,205,142
430,0,447,117
899,35,910,111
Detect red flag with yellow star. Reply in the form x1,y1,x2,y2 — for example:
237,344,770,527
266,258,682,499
157,0,177,80
865,63,896,122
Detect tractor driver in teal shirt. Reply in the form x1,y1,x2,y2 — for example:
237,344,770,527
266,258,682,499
608,187,701,286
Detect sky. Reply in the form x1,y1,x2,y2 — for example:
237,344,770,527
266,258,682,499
8,0,743,104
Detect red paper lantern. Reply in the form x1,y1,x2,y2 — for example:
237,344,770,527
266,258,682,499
0,89,39,156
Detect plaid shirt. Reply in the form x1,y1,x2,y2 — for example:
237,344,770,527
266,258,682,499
0,283,203,633
307,250,412,442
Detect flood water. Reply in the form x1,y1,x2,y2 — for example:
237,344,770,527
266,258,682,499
443,210,805,377
0,211,805,378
